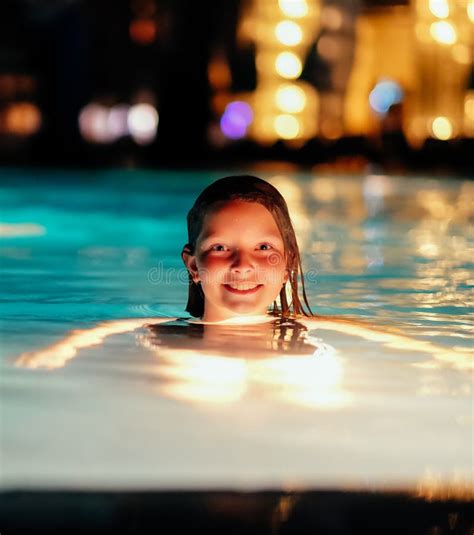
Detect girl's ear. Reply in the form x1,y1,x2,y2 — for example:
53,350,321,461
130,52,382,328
181,245,200,283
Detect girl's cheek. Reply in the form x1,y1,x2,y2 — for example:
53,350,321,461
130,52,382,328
198,258,228,282
201,257,227,270
261,254,285,270
197,255,217,269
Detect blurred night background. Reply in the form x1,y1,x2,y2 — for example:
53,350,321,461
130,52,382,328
0,0,473,174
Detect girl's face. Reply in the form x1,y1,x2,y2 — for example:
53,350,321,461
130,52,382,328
183,200,289,322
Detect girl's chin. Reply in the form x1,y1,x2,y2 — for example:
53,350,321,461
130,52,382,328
223,301,265,315
229,305,260,314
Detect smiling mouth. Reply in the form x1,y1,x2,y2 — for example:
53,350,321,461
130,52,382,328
223,283,263,295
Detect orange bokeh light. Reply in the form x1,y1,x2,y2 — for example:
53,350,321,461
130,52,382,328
129,18,157,45
4,102,41,135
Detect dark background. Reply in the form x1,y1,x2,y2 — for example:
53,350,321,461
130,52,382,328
0,0,472,174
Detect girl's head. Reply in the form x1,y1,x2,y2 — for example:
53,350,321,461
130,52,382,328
182,175,313,322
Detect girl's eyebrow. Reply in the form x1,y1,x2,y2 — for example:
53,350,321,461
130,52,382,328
200,234,283,246
199,235,225,245
198,236,226,250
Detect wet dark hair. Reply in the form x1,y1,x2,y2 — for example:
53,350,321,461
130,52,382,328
183,175,313,319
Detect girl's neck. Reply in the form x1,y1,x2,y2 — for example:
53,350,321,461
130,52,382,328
191,313,274,325
200,305,270,324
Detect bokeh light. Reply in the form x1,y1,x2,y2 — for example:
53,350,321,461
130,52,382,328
275,20,303,46
278,0,308,18
79,103,111,143
428,0,449,18
430,21,457,45
220,101,253,140
127,103,159,144
107,104,130,140
275,51,302,79
275,84,306,113
129,18,157,45
468,0,474,22
208,56,232,91
5,102,41,135
274,114,300,138
431,116,453,140
369,80,403,114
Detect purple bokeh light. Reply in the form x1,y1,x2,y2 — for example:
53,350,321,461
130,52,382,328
220,101,253,140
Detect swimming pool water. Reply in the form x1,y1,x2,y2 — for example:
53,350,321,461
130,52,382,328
0,168,472,498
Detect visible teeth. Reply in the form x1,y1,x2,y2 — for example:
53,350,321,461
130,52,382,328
227,283,259,290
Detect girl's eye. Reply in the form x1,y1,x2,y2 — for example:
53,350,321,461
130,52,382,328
258,243,272,251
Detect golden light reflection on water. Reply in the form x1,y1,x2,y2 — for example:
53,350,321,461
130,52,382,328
15,310,472,386
310,176,337,203
0,223,46,237
250,350,349,409
303,176,473,328
12,314,472,493
308,175,473,225
377,278,449,291
15,318,160,370
415,189,456,219
138,343,349,409
156,350,248,404
268,174,310,239
137,317,351,408
14,315,349,409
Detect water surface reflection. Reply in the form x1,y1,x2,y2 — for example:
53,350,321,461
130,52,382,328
141,318,347,408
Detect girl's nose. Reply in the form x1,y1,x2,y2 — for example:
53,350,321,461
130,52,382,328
230,250,254,274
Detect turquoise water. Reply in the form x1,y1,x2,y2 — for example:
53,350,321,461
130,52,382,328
0,168,472,493
1,169,472,357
